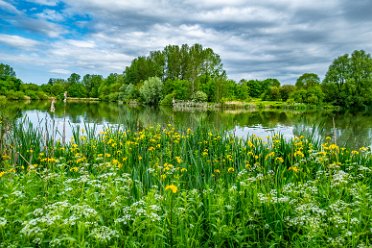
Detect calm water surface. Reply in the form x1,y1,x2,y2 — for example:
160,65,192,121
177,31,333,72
2,101,372,148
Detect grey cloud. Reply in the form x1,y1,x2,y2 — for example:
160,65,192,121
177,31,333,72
2,0,372,84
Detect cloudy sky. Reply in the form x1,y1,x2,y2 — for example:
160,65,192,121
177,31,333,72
1,0,372,84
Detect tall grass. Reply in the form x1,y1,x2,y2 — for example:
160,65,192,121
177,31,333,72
0,121,371,247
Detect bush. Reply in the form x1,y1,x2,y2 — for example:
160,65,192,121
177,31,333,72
6,90,25,100
160,93,176,106
192,91,208,102
140,77,163,105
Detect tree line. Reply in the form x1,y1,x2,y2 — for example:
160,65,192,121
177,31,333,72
1,44,372,108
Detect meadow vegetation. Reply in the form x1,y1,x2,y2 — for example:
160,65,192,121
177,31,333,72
0,122,371,247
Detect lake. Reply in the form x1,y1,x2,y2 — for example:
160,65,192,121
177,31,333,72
2,100,372,148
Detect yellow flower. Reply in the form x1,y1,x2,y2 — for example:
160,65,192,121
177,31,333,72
294,150,304,158
165,184,178,193
148,146,155,152
214,169,221,174
328,144,339,151
70,167,79,172
180,167,187,173
105,153,111,158
138,155,143,161
359,147,369,152
175,156,182,164
317,151,327,156
1,154,10,160
245,163,250,169
288,166,299,173
275,157,284,164
0,171,6,178
228,167,235,173
265,152,275,160
202,149,208,157
351,150,359,155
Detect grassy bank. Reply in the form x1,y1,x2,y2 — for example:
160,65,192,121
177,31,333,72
0,124,371,247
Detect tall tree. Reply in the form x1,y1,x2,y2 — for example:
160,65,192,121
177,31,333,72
0,63,16,78
323,50,372,107
296,73,320,89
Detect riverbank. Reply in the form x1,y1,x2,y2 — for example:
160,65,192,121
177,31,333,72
171,99,338,111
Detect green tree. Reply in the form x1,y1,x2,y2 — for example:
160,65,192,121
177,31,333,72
323,50,372,107
279,85,296,102
139,77,163,105
296,73,320,89
0,63,16,78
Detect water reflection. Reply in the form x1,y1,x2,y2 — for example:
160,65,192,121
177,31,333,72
1,101,372,148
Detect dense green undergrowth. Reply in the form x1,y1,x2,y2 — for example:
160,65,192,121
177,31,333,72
0,124,371,247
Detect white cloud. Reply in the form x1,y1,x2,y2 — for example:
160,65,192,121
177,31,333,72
25,0,59,6
0,0,21,14
0,34,39,48
49,68,71,74
36,9,65,22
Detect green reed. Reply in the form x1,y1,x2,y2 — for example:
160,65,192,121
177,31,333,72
0,121,371,247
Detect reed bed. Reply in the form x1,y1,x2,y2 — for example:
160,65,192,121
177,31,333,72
0,122,371,247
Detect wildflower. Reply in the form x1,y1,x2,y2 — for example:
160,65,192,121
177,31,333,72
294,150,304,158
359,146,369,152
76,157,86,163
351,150,359,155
328,144,339,151
161,174,167,180
164,163,173,171
214,169,221,174
105,153,111,158
175,156,182,164
275,157,284,164
138,155,142,161
2,154,10,160
202,149,208,157
288,166,299,173
245,163,250,169
317,151,327,156
0,171,5,178
266,152,275,159
148,146,155,152
180,168,187,173
228,167,235,173
70,167,79,172
165,184,178,193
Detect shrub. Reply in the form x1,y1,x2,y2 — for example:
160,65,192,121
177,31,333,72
192,91,208,102
140,77,163,105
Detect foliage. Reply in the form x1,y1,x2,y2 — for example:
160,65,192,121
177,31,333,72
191,90,208,102
0,63,16,78
140,77,163,105
296,73,320,89
323,50,372,108
160,93,176,106
119,84,137,102
0,123,371,247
